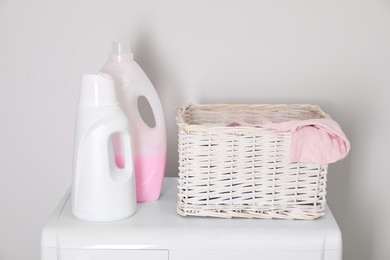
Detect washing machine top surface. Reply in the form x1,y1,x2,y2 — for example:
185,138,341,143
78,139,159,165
42,177,341,253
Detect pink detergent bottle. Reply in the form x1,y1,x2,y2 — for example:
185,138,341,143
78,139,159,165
100,41,166,202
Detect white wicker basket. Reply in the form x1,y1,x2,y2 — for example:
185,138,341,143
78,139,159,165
176,104,329,220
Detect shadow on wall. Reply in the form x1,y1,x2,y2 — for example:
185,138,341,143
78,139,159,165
325,103,374,260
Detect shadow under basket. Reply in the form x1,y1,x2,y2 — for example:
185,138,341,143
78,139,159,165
176,104,329,220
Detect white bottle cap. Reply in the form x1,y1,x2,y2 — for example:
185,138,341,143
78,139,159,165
79,73,118,106
110,41,134,62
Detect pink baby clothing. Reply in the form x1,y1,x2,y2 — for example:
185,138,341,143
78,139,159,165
263,119,350,164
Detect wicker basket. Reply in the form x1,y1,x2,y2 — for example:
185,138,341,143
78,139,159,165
176,104,329,220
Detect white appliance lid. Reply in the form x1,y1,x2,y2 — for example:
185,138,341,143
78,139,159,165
42,178,341,252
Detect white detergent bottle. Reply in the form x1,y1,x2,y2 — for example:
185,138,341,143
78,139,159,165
100,41,166,202
71,73,136,222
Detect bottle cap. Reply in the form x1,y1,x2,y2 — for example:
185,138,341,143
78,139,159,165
79,73,118,106
110,41,134,62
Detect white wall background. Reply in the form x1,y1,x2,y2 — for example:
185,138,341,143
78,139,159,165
1,0,389,259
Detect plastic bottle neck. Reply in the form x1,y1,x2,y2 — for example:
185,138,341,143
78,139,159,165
109,53,134,63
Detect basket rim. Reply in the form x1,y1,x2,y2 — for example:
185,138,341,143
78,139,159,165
176,103,328,131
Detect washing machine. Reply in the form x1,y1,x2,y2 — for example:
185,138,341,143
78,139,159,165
41,177,342,260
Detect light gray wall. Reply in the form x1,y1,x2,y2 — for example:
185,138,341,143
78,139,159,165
1,0,389,259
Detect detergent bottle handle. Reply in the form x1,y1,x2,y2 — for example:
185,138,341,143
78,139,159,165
105,116,134,180
141,92,164,127
134,84,166,145
76,114,133,176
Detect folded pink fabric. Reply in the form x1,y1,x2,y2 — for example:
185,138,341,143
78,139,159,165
263,119,350,164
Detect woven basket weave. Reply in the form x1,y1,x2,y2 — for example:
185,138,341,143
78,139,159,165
176,104,329,220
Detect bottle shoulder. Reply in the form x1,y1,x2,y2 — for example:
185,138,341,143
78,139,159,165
101,62,159,96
